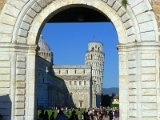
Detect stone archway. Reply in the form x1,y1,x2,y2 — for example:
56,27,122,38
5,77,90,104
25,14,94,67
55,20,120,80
0,0,159,120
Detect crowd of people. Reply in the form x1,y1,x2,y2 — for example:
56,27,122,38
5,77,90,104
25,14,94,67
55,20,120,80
38,107,119,120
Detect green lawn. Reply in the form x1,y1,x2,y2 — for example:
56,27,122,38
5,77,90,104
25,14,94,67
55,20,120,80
38,109,83,120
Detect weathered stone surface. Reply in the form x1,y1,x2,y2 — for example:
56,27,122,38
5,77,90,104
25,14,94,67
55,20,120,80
0,88,10,94
0,23,13,34
0,61,10,67
139,21,155,32
16,89,25,95
20,22,30,31
141,53,156,59
0,33,12,42
4,4,20,17
15,109,25,115
142,89,157,95
15,95,25,102
18,29,28,37
142,103,157,110
23,15,33,24
0,68,10,74
141,31,156,41
0,82,10,88
141,74,156,81
112,1,121,11
8,0,25,10
0,75,10,81
17,55,26,62
16,69,26,75
132,2,150,15
31,2,42,13
27,9,37,18
121,13,130,22
117,7,125,17
141,60,156,67
15,102,25,109
141,96,157,102
16,82,26,88
141,67,155,74
0,14,16,25
107,0,115,7
17,36,27,44
16,75,26,81
16,62,26,69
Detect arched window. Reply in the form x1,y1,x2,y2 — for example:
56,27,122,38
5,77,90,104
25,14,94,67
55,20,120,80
79,81,81,85
83,70,85,74
74,81,77,85
91,47,94,51
84,81,86,85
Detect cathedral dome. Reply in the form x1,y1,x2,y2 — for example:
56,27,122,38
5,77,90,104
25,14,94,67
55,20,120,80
37,35,53,63
38,35,51,53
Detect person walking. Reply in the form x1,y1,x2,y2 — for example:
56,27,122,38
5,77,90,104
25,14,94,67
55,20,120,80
39,109,45,120
103,111,110,120
56,108,68,120
108,110,113,120
69,110,79,120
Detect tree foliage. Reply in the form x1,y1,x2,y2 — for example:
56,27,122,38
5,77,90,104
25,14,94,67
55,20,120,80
101,94,112,107
122,0,128,8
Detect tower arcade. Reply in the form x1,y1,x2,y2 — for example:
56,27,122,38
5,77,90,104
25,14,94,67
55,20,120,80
85,42,104,107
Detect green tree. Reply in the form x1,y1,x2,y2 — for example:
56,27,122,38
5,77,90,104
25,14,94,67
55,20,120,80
101,94,112,107
122,0,128,8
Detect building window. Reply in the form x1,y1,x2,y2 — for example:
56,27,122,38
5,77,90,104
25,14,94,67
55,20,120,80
74,81,77,85
75,69,76,74
83,70,85,74
79,100,83,108
92,47,94,51
84,81,86,85
79,81,81,85
69,81,72,85
66,70,68,74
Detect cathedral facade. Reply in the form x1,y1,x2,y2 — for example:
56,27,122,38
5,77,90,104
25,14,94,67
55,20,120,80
36,35,104,108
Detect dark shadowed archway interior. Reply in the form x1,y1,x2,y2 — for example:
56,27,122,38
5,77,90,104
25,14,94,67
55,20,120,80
48,7,110,22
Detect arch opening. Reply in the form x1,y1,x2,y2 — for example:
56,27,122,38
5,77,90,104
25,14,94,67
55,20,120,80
36,4,119,117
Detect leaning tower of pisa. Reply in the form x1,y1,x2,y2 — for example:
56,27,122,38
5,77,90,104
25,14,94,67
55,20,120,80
85,42,105,107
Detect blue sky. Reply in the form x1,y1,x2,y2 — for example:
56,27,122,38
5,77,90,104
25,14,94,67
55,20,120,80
41,22,119,88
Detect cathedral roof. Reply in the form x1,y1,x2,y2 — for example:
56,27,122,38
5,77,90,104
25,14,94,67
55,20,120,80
38,35,51,53
53,65,91,69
